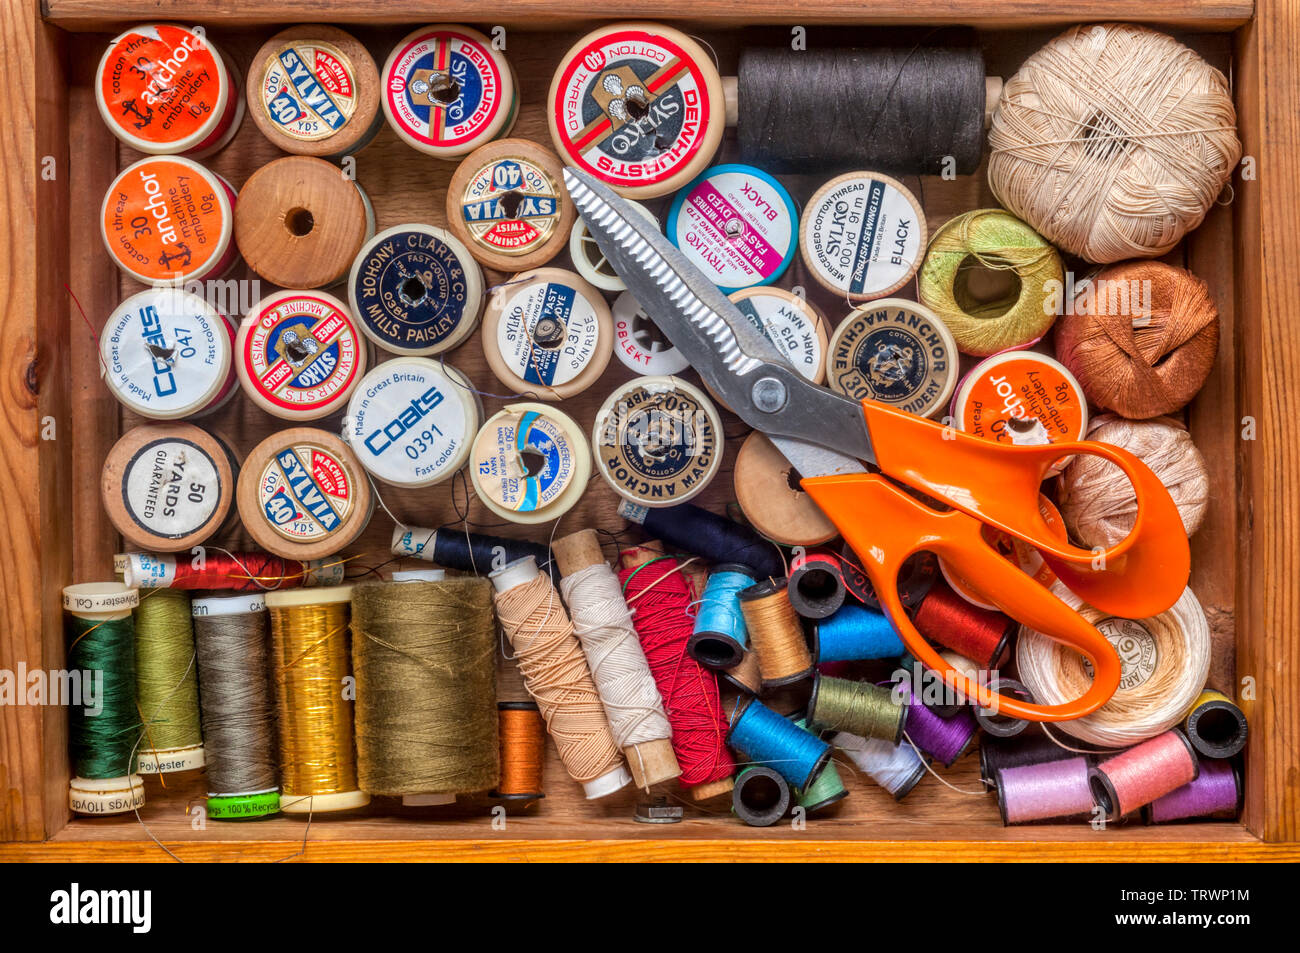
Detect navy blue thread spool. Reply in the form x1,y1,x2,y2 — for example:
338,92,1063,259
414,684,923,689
726,697,831,790
788,550,847,620
618,499,785,579
689,563,757,670
975,676,1035,739
390,525,557,583
813,603,905,663
731,765,791,826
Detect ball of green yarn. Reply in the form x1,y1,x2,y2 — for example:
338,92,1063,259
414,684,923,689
918,209,1064,356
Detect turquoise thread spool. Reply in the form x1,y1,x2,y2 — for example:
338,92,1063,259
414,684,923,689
690,564,757,670
813,603,905,663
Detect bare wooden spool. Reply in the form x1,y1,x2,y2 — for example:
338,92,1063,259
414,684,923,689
618,539,734,802
734,431,838,547
552,528,681,790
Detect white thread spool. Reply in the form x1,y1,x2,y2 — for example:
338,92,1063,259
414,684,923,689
570,202,661,293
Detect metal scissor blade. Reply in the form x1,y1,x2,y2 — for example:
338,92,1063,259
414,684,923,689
564,167,875,476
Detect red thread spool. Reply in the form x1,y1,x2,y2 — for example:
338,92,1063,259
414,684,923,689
912,583,1014,668
1089,730,1199,819
619,544,734,801
118,551,339,591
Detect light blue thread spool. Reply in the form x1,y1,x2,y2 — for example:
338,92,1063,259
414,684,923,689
814,603,905,663
689,564,757,670
726,697,831,790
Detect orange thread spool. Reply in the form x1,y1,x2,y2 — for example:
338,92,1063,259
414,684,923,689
738,579,814,688
493,701,546,802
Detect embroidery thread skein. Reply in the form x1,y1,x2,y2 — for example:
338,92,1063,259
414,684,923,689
133,589,205,773
491,557,631,799
552,529,679,789
620,543,735,800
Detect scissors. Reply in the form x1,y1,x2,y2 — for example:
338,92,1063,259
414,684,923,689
564,167,1191,722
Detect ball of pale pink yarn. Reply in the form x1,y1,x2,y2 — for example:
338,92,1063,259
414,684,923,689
1058,414,1208,549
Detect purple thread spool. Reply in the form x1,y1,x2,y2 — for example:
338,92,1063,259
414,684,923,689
902,685,978,766
996,756,1094,825
1146,758,1242,823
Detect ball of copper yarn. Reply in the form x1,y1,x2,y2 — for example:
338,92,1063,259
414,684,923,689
1055,261,1219,419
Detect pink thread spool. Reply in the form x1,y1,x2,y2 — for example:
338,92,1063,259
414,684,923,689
1089,730,1199,820
996,756,1094,825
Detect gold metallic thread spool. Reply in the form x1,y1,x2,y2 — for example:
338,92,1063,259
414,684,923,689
738,579,814,688
265,586,369,814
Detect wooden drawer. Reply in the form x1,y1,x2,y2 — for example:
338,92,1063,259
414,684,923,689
1,0,1296,861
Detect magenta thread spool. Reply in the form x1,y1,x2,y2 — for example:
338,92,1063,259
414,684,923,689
901,684,978,766
980,730,1085,788
788,551,847,620
1089,730,1200,820
996,756,1095,825
974,677,1035,738
1146,758,1241,823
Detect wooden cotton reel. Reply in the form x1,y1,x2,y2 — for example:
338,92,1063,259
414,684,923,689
234,156,375,288
247,26,382,158
734,431,838,547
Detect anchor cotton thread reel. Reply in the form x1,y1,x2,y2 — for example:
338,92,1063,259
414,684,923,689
238,428,373,561
343,358,478,489
666,164,798,292
826,298,957,420
799,172,926,302
192,593,281,820
102,423,236,554
549,22,726,199
101,287,232,421
1183,690,1249,760
988,23,1241,264
101,156,238,286
482,268,613,400
234,156,374,289
265,586,370,814
728,287,828,387
348,223,483,357
247,26,382,158
918,209,1064,356
96,24,243,157
382,25,517,160
237,289,367,422
610,290,690,374
1089,729,1200,820
734,431,838,547
571,202,661,293
133,588,205,774
592,375,723,509
448,139,575,271
63,583,147,816
470,403,589,525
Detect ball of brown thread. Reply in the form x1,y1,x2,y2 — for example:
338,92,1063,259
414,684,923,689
1055,261,1219,419
1058,414,1209,550
988,23,1241,263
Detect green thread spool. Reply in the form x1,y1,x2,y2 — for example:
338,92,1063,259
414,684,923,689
134,588,205,773
808,673,906,743
62,583,146,815
918,209,1064,356
793,716,849,813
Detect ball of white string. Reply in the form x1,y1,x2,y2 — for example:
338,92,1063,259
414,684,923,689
1016,582,1209,748
559,563,673,752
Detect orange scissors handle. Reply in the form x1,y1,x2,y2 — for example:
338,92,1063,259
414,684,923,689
860,402,1190,618
802,473,1121,721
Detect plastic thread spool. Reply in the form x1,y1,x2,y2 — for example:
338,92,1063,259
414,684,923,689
100,288,233,420
799,172,926,302
617,499,787,580
133,589,206,774
666,163,798,292
951,350,1088,471
492,701,547,802
609,290,689,376
234,155,374,288
63,583,147,816
247,26,382,158
348,223,484,356
813,603,904,663
119,551,343,592
265,586,370,814
572,203,662,294
482,267,613,400
448,138,575,271
1183,689,1248,759
1146,757,1242,823
470,403,590,525
1089,729,1200,820
96,24,243,157
191,593,281,820
732,765,791,827
727,287,829,387
734,431,838,547
390,525,555,580
791,716,849,813
809,673,906,743
101,424,236,554
726,697,832,790
382,25,517,159
897,651,968,717
787,551,848,621
722,650,763,695
826,298,958,420
996,756,1094,825
974,677,1036,738
592,375,723,508
102,156,238,286
842,547,937,612
238,428,373,561
343,358,478,488
739,578,815,688
237,289,367,421
549,22,725,199
979,729,1085,788
690,564,757,670
833,730,928,801
899,683,978,766
913,582,1015,667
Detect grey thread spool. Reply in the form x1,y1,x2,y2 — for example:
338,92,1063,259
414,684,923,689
974,677,1036,738
737,39,987,176
192,595,279,804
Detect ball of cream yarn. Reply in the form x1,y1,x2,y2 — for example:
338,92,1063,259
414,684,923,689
1058,414,1209,549
988,23,1241,263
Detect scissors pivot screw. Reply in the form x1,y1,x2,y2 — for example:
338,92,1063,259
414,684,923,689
751,377,788,414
